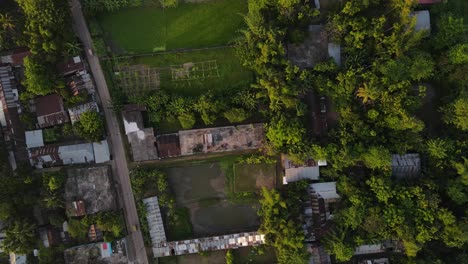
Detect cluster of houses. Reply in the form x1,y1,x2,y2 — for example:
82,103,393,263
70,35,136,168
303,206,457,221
0,49,109,170
282,152,421,264
0,48,124,263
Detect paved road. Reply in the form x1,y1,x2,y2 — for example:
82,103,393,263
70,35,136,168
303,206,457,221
69,1,148,263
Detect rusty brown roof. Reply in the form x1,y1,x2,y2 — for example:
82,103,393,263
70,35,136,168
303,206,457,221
35,94,64,116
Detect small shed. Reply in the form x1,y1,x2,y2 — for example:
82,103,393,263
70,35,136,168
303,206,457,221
283,156,321,184
413,10,431,32
328,43,341,66
392,153,421,178
93,140,110,163
311,182,340,200
25,130,44,149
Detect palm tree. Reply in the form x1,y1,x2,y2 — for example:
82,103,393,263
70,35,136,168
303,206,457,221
356,83,379,104
65,41,82,56
2,220,36,254
0,13,15,31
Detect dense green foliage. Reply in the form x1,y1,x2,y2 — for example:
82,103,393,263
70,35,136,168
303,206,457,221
258,182,309,264
74,111,105,142
239,0,467,262
1,219,36,254
67,211,125,241
131,87,258,132
15,0,73,96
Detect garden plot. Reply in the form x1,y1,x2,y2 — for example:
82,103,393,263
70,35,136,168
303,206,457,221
115,64,160,95
117,47,252,96
171,60,219,81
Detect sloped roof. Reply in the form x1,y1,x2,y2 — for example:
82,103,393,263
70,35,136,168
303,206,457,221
35,94,70,128
35,94,65,116
25,130,44,149
0,48,30,66
57,56,85,76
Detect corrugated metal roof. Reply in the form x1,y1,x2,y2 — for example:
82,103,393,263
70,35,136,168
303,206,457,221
93,140,110,163
413,10,431,32
25,130,44,149
68,102,99,124
58,143,94,165
311,182,339,200
328,43,341,66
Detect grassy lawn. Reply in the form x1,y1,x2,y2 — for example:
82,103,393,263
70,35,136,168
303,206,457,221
118,47,252,97
234,246,277,264
98,0,247,53
166,207,193,241
233,163,276,192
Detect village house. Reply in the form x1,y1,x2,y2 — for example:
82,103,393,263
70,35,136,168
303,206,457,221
57,56,86,76
0,48,31,67
121,105,159,161
34,94,70,128
28,140,110,168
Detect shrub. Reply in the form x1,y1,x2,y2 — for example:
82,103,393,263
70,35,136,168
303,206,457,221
223,108,250,123
178,112,196,129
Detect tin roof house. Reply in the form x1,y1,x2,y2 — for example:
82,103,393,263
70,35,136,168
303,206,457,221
34,94,70,128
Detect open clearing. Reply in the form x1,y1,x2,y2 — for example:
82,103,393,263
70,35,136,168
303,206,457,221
163,159,275,237
116,47,252,96
98,0,247,53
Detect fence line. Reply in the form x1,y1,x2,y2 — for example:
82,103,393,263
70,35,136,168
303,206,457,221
101,44,237,60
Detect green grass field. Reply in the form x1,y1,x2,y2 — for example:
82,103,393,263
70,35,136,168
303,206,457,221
118,47,253,96
98,0,247,53
233,163,276,192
